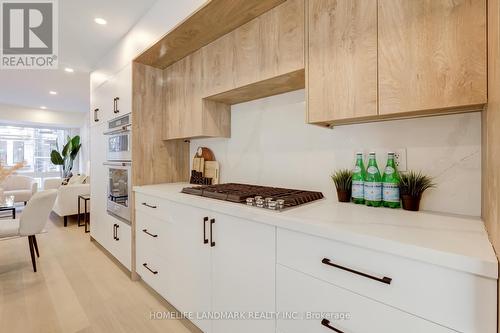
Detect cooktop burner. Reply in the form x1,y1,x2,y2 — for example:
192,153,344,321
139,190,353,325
181,183,324,210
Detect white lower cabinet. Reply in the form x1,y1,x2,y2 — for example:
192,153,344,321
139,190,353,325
276,265,454,333
90,123,131,270
211,213,275,333
135,192,495,333
135,196,276,333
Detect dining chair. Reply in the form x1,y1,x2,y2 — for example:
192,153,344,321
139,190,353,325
0,189,57,272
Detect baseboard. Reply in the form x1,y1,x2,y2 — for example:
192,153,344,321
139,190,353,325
90,236,132,278
138,278,202,333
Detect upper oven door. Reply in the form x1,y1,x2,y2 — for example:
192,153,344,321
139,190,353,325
107,131,131,161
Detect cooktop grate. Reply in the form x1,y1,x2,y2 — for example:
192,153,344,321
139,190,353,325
181,183,324,209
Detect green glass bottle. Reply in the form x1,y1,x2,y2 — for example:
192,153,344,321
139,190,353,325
382,152,401,208
364,152,382,207
352,152,366,204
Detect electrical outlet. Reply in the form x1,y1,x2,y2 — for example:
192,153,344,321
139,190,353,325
394,148,407,172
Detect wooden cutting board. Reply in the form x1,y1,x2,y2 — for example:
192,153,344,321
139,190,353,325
193,157,205,175
204,161,220,185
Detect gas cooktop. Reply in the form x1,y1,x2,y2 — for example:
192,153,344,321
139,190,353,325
181,183,324,211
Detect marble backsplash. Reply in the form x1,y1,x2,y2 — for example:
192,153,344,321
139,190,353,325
190,90,482,217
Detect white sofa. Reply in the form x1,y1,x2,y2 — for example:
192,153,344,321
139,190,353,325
1,175,38,204
44,176,90,227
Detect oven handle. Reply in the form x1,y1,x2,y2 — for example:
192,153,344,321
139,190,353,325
103,124,131,135
103,162,131,167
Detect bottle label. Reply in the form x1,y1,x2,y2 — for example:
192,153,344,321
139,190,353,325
367,166,379,174
353,166,361,173
384,166,395,175
364,182,382,201
352,180,364,199
383,183,400,202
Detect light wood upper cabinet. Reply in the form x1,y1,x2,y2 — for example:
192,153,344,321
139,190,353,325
259,0,305,80
378,0,487,115
203,0,304,97
307,0,378,124
163,50,203,140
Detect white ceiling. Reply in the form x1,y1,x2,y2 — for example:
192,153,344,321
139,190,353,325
0,0,157,113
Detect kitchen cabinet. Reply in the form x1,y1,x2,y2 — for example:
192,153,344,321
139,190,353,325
276,265,455,333
134,193,276,333
89,123,107,243
307,0,378,123
258,0,304,81
90,64,132,127
202,0,304,97
89,122,131,271
277,228,496,332
163,50,204,140
378,0,487,115
211,213,275,333
134,184,497,333
112,64,132,116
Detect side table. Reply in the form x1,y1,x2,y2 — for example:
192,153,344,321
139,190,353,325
78,194,91,233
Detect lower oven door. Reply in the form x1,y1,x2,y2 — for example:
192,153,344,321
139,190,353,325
105,162,131,223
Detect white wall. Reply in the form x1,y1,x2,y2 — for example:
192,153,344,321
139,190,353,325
190,90,482,217
91,0,205,90
0,103,86,128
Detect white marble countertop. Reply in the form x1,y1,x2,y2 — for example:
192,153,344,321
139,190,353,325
134,183,498,279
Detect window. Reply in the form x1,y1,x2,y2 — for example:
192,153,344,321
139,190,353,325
0,141,6,164
0,125,78,185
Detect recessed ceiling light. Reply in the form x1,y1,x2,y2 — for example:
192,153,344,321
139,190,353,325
40,106,47,110
49,91,57,95
94,17,107,25
64,67,74,73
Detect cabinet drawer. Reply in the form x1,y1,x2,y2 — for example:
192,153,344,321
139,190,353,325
135,192,174,221
136,241,168,298
277,228,496,333
136,210,171,259
276,265,453,333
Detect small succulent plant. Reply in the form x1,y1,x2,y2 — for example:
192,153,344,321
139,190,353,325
399,171,435,198
331,169,353,192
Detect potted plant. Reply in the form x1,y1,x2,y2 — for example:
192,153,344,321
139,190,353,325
399,171,435,211
50,135,82,179
331,169,353,203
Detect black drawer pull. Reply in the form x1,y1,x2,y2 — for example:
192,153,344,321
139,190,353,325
203,217,209,244
321,258,392,285
142,229,158,238
210,218,215,247
143,263,158,275
115,224,119,241
321,319,344,333
142,202,157,209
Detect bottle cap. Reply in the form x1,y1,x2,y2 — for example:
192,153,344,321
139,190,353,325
369,151,376,155
387,152,395,155
356,152,363,155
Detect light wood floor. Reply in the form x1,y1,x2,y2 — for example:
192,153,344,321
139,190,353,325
0,211,196,333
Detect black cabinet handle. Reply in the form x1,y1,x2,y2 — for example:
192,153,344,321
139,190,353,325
113,224,117,240
115,224,120,241
203,217,209,244
321,258,392,285
143,263,158,275
142,202,157,209
142,229,158,238
210,218,215,247
321,319,344,333
94,108,99,122
113,97,120,113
